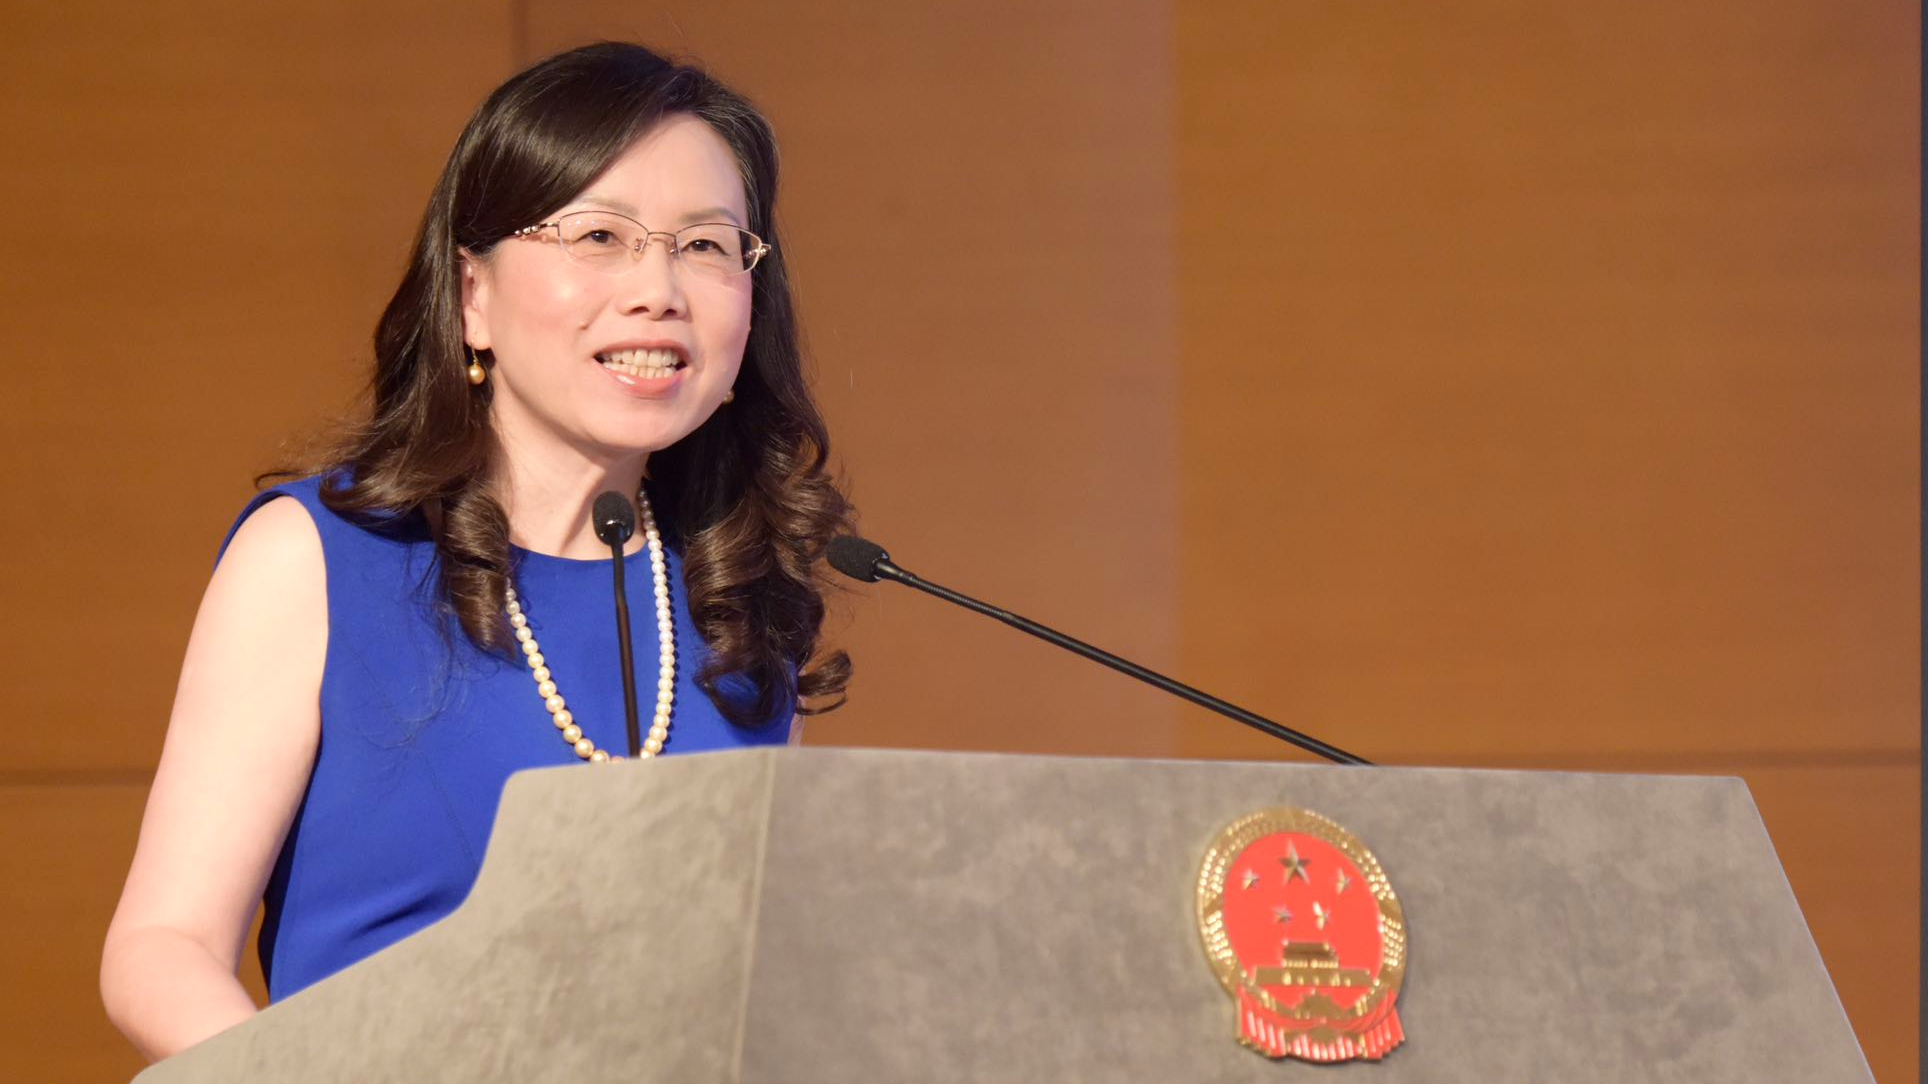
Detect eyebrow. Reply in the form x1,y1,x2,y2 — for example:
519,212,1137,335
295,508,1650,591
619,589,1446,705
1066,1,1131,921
572,195,745,227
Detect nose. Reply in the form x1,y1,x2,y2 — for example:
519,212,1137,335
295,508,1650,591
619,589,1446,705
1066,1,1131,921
614,233,686,317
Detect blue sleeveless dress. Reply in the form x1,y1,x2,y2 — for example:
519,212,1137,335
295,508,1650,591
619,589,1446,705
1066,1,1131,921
218,477,792,1001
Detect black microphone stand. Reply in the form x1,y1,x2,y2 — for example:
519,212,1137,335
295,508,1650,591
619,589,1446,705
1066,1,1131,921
592,492,644,758
606,549,642,759
834,540,1371,766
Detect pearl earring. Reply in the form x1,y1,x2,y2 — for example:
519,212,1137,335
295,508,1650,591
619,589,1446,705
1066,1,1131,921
722,389,735,404
466,347,487,386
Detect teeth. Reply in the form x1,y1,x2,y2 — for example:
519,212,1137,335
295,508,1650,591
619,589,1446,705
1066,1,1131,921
606,361,674,378
598,347,682,380
600,347,681,367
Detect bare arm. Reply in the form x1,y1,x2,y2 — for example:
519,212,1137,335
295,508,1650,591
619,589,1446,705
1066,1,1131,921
101,497,327,1061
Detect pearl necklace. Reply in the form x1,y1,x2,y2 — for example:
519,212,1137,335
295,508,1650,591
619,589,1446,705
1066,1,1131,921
503,488,674,762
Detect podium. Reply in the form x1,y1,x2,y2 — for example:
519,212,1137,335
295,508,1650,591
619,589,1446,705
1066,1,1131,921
134,747,1875,1082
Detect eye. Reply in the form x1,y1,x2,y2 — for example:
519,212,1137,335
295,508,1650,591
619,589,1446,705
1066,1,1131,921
678,226,744,259
580,229,622,246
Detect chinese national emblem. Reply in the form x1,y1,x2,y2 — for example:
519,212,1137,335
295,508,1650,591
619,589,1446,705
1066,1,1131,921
1195,808,1407,1062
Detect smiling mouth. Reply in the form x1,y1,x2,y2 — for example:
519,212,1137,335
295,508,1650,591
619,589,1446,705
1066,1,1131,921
596,347,687,379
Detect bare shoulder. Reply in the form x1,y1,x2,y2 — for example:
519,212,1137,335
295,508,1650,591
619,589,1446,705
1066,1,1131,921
214,494,325,587
177,494,328,738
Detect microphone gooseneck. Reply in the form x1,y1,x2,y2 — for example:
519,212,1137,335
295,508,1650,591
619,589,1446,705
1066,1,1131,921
823,533,1370,766
592,490,643,758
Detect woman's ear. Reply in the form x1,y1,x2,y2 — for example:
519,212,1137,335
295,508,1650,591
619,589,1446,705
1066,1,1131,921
459,251,493,352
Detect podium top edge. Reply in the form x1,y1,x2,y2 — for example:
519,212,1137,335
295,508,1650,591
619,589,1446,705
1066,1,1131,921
502,743,1752,786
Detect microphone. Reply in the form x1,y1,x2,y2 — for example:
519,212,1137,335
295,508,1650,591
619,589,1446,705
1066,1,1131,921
592,491,636,548
825,535,899,583
824,534,1370,766
591,491,643,758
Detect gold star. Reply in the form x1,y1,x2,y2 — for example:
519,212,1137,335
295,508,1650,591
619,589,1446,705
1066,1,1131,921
1278,842,1312,883
1240,868,1260,890
1313,901,1330,930
1335,870,1351,895
1272,904,1294,924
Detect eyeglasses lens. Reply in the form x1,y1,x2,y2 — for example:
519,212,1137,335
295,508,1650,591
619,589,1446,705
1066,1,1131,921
554,212,759,276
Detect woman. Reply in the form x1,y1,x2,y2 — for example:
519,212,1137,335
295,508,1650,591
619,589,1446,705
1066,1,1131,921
100,42,851,1061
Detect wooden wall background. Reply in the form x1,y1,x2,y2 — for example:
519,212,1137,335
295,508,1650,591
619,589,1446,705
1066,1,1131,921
0,2,1915,1081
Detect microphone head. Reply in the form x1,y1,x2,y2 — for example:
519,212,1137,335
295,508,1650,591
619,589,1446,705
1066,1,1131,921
825,535,890,583
591,490,636,548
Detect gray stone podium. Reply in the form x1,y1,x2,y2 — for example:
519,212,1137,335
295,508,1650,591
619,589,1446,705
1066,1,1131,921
134,747,1875,1082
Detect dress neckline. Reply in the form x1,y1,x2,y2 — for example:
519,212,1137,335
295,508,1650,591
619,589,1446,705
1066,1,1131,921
509,541,660,568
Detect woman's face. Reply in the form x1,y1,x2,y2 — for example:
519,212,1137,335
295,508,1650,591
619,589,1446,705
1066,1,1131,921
461,113,754,468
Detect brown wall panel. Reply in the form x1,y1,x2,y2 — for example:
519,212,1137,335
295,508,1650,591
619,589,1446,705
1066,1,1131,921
1173,1,1916,765
1,779,270,1083
1,0,515,774
1743,764,1920,1084
1,784,147,1082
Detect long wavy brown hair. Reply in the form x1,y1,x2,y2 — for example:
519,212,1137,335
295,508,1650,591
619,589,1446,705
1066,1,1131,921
285,42,851,725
